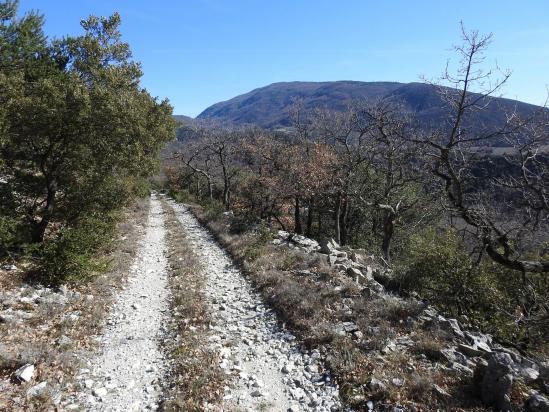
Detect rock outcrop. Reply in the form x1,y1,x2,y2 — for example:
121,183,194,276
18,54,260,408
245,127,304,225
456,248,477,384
271,229,549,410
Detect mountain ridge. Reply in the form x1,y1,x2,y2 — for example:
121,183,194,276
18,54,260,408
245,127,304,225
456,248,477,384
196,81,542,141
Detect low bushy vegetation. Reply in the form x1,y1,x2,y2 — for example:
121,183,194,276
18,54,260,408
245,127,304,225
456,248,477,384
398,228,549,354
167,188,488,410
30,214,117,284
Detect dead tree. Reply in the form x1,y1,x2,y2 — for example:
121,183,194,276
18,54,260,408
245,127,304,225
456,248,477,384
416,23,549,275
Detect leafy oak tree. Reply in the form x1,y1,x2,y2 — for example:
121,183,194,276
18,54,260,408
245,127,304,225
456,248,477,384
0,2,175,279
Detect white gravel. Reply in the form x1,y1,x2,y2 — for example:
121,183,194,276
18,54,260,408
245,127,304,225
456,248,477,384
168,200,342,412
76,194,169,411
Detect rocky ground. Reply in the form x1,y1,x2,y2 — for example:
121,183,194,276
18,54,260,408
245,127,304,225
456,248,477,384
168,198,342,411
3,191,548,411
188,198,549,411
0,201,149,411
270,227,549,411
69,194,170,411
1,193,343,411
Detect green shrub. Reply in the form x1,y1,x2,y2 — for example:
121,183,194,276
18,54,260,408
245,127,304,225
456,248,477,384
203,200,224,220
169,188,194,203
0,215,22,254
398,227,549,353
127,176,151,198
32,215,116,284
229,214,256,234
397,227,498,316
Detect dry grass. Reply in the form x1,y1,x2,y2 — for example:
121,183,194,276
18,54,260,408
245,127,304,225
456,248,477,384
0,199,149,411
159,199,224,411
410,333,446,362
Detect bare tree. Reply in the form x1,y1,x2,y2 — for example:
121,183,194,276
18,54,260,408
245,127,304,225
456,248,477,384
170,125,215,200
206,128,239,210
303,105,375,244
416,23,549,275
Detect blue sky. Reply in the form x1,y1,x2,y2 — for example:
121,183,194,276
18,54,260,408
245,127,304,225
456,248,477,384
17,0,549,117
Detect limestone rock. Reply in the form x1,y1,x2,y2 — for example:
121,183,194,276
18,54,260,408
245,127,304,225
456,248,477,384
439,317,464,338
540,362,549,381
14,364,35,383
37,293,67,306
92,387,108,397
465,331,492,353
481,352,514,411
346,267,363,280
26,382,47,398
367,377,386,392
365,279,384,294
526,394,549,412
319,238,339,255
432,384,451,399
334,321,359,336
281,363,294,374
458,343,487,358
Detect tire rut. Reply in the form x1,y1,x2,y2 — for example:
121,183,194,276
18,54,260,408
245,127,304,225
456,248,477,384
74,194,169,411
166,199,341,412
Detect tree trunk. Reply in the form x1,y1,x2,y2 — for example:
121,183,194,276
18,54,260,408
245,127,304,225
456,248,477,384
294,196,303,234
306,200,314,237
222,180,230,210
31,179,57,243
334,193,341,244
381,211,394,264
317,208,322,233
340,197,349,245
220,156,230,210
207,177,213,201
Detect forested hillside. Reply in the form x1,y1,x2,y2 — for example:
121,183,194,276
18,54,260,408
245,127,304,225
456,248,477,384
166,28,549,353
196,81,542,147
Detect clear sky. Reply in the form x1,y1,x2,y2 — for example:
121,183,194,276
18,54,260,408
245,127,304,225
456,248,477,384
17,1,549,117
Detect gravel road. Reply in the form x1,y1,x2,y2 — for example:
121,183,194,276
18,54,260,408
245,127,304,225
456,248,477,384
168,199,342,412
71,195,342,411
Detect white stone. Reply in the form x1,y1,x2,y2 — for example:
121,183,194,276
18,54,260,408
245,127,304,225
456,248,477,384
26,382,47,398
92,387,108,397
14,364,35,382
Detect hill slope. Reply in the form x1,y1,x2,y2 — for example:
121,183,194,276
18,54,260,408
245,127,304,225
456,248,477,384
197,81,541,138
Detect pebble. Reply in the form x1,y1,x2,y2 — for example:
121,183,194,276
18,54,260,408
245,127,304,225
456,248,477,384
14,364,35,382
92,387,108,397
71,195,169,410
